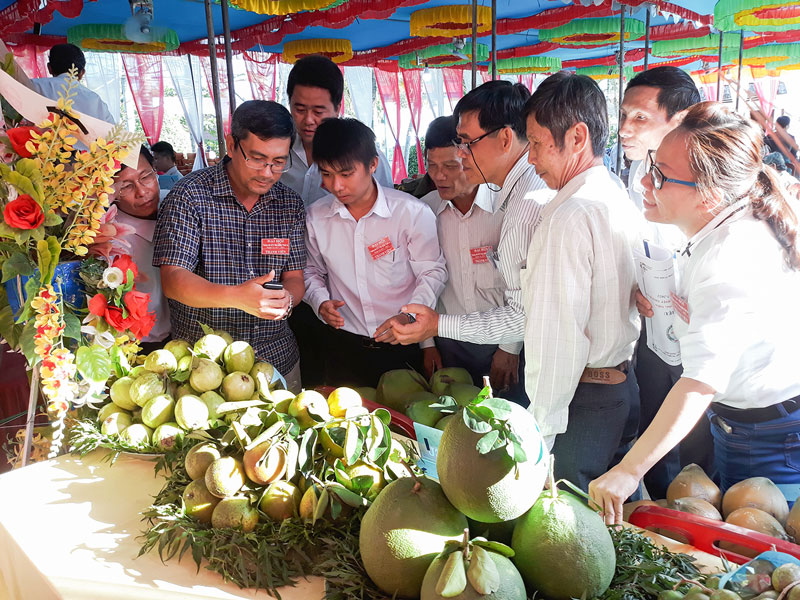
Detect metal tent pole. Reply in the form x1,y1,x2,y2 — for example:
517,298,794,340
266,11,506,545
643,8,650,71
616,7,625,175
205,0,226,156
736,30,744,110
220,0,236,112
491,0,497,80
717,31,724,101
471,0,478,89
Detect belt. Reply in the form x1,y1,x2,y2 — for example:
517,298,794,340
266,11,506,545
329,326,392,350
711,398,800,424
579,361,629,385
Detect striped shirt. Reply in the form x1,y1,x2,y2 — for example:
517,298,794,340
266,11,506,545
438,154,552,353
152,159,306,375
522,166,647,438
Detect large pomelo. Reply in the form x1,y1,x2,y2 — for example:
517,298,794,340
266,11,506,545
437,401,548,523
129,372,165,407
430,367,473,396
359,476,467,598
223,341,255,374
376,369,429,412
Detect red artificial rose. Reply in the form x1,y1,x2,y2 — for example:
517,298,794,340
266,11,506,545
4,194,44,230
123,289,151,320
88,293,108,316
104,306,131,332
112,254,138,283
128,312,156,340
6,126,38,158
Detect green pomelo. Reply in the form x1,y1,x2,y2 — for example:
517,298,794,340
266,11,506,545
205,456,246,498
141,394,175,429
449,383,482,407
129,372,165,407
250,361,276,395
437,402,548,522
289,390,330,428
153,422,184,452
175,395,210,431
211,496,259,532
182,478,220,523
270,389,295,413
407,397,443,428
175,383,197,399
356,386,377,403
214,330,234,345
109,376,137,411
98,402,127,423
144,349,178,375
359,476,467,598
435,414,457,431
223,341,255,374
421,547,527,600
260,480,301,521
164,339,192,362
376,369,429,412
511,489,616,600
200,391,226,420
120,423,153,448
185,442,221,481
430,367,473,397
128,365,146,379
221,371,255,402
189,358,224,393
101,411,132,437
193,334,229,363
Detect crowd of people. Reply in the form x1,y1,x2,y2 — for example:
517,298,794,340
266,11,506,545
26,44,800,524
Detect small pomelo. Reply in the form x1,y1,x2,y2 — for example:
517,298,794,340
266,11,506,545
175,395,209,430
98,402,127,423
164,339,192,362
193,334,228,363
185,442,221,480
270,389,295,413
221,371,255,402
289,390,330,428
430,367,473,396
260,480,301,521
110,376,137,411
211,496,258,531
243,441,287,486
182,478,220,523
223,341,255,374
120,423,153,448
153,422,184,451
205,456,246,498
189,358,224,393
141,393,175,429
101,411,132,437
144,349,178,375
327,387,363,418
200,391,225,420
129,372,165,407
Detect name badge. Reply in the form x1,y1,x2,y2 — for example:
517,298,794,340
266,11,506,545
470,246,492,265
368,236,395,261
261,238,290,255
670,291,690,324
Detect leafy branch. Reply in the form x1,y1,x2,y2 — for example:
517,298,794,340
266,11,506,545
460,386,527,462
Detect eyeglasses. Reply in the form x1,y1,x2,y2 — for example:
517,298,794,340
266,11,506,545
453,126,505,153
116,170,158,197
234,137,292,173
646,149,697,191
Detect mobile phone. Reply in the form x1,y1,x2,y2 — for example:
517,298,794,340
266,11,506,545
262,282,284,290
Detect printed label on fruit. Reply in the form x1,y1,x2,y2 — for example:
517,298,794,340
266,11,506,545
670,291,689,323
368,236,395,260
261,238,290,255
470,246,491,264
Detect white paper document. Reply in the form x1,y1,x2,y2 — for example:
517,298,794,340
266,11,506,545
633,241,682,366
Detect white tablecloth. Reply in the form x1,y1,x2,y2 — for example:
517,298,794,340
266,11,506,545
0,451,324,600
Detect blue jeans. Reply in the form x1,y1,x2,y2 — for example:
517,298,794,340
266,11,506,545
708,403,800,504
552,369,640,494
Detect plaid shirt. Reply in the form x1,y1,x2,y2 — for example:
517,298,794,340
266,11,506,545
152,158,306,375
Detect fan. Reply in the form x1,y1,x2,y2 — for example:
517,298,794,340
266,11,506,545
451,37,469,61
124,0,160,43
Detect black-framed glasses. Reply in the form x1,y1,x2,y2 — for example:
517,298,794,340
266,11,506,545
453,126,505,153
116,170,157,197
234,136,292,173
646,149,697,191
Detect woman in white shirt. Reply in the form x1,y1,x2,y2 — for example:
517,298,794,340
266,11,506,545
590,102,800,523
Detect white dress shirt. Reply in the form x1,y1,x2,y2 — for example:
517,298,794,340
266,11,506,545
628,159,685,253
522,165,648,438
303,181,447,339
115,211,171,343
281,135,394,207
674,199,800,407
438,154,552,354
33,74,115,124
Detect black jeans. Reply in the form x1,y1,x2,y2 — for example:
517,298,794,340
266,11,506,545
289,302,328,389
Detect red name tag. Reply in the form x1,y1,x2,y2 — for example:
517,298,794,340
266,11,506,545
470,246,491,264
670,291,690,324
261,238,290,255
368,236,395,261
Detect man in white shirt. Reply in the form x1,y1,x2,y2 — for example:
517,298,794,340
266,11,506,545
151,141,184,191
111,146,170,351
304,118,446,387
619,66,711,500
33,43,115,124
522,72,647,491
390,80,551,402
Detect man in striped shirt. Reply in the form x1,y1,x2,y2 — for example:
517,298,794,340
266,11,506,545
391,80,551,401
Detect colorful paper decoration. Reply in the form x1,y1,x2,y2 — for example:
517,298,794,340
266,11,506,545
576,65,634,80
230,0,344,15
409,5,491,38
282,38,354,64
651,34,740,57
497,56,562,74
398,42,489,69
67,24,179,53
715,0,800,32
539,17,645,47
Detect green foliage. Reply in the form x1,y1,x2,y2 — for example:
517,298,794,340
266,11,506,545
75,345,112,383
1,251,34,283
461,387,527,462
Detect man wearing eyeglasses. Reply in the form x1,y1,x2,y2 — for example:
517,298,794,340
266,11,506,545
153,101,306,392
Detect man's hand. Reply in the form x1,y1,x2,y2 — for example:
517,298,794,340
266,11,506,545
374,313,415,344
319,300,346,328
635,289,654,318
234,271,291,320
422,346,443,378
489,349,519,392
588,465,641,525
389,304,439,345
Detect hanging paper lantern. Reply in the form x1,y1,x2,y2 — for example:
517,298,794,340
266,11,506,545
409,5,492,38
539,18,645,47
576,65,634,81
399,42,489,69
230,0,343,15
282,39,353,64
715,0,800,33
651,35,740,58
722,43,800,69
67,24,179,53
497,56,562,74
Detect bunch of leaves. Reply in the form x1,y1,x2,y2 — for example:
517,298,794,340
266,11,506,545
67,416,164,459
601,525,703,600
459,386,528,462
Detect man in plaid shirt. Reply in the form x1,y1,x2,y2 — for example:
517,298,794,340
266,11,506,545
153,101,306,391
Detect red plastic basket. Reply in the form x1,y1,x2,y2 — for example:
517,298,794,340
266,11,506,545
628,505,800,564
314,386,416,440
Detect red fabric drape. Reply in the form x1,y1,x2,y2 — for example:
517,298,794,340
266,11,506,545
375,66,407,183
751,67,780,121
243,52,278,101
443,68,464,111
401,69,424,176
12,44,49,79
200,56,231,136
519,74,536,92
121,54,164,145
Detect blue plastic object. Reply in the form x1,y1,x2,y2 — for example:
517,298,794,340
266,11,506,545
4,260,85,315
719,551,800,593
414,422,442,481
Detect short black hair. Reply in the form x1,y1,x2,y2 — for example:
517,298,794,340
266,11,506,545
118,145,153,174
626,66,701,120
312,117,377,170
523,71,608,157
287,54,344,110
150,141,176,161
425,116,458,151
453,80,531,140
48,43,86,76
230,100,295,144
777,115,791,129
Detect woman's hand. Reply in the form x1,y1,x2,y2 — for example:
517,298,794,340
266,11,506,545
588,466,641,525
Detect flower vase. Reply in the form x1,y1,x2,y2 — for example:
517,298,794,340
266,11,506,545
5,260,85,315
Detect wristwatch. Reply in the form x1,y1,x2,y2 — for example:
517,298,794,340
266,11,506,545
281,293,294,320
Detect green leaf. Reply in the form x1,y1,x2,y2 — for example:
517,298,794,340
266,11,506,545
15,275,41,323
63,312,81,341
110,345,130,377
343,420,363,466
0,303,22,348
372,408,391,426
4,170,38,202
471,539,515,558
510,441,527,463
297,428,318,476
462,407,492,434
327,482,367,508
349,475,376,495
329,496,342,521
75,345,112,384
0,222,17,239
198,322,215,336
313,487,329,525
43,211,63,227
333,459,351,488
283,438,299,482
474,397,513,420
476,429,500,454
1,252,34,283
19,319,36,364
14,158,44,203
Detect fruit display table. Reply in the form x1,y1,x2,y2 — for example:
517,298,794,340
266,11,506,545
0,451,325,600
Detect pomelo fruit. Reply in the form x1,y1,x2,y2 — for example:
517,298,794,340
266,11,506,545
359,476,468,598
214,330,234,345
435,414,457,431
270,389,295,413
129,372,165,407
128,365,146,379
120,423,153,448
357,386,377,403
430,367,473,397
250,361,276,395
109,376,137,411
722,507,788,557
722,477,789,524
376,369,429,412
144,349,178,375
185,442,221,480
343,460,385,500
153,422,184,452
141,393,175,429
193,334,228,363
199,391,225,420
448,383,482,407
320,425,345,459
289,390,330,428
670,497,722,520
406,395,442,428
327,387,363,418
211,496,258,532
223,341,255,374
260,480,301,521
221,371,255,402
437,402,548,522
189,358,224,393
243,441,287,486
98,402,127,423
667,464,722,510
101,411,132,437
182,478,220,523
175,383,197,400
786,498,800,542
205,456,246,498
164,339,192,362
175,395,209,430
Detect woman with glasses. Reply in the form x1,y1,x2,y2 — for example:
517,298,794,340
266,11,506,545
590,102,800,522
